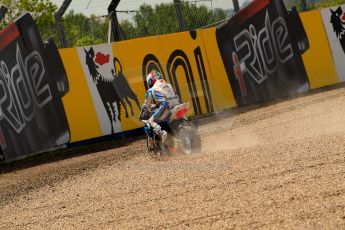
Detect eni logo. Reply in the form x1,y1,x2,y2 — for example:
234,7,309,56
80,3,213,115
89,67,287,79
142,31,214,115
0,44,52,133
232,11,294,97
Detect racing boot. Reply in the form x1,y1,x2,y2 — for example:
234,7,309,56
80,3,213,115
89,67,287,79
149,119,168,143
158,129,167,143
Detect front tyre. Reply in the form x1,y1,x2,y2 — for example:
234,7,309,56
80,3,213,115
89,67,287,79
146,135,160,157
147,135,169,158
178,125,201,155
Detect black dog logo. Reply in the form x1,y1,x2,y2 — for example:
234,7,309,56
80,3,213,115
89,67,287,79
330,7,345,53
84,47,140,134
112,57,141,117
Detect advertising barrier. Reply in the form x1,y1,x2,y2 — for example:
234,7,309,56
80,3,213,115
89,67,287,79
0,13,70,162
216,0,310,106
300,10,339,89
321,5,345,82
60,29,238,143
0,0,344,162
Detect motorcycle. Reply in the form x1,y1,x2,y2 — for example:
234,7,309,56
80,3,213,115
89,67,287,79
140,103,201,157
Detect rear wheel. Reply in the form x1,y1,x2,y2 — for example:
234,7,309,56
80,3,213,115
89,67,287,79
178,125,201,155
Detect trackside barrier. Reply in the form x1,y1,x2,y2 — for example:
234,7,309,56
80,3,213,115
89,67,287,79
0,13,70,163
0,0,343,163
320,5,345,82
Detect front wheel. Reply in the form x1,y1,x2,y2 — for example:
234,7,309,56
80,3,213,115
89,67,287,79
146,134,169,157
178,125,201,155
146,135,161,157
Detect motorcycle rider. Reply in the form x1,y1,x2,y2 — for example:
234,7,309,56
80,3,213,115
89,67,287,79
139,70,180,144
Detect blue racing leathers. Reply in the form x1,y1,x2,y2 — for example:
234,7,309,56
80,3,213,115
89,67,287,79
140,79,180,138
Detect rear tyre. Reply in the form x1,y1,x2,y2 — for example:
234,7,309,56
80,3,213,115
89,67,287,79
178,125,201,155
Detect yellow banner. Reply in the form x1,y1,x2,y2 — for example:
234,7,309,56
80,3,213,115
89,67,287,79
60,29,238,142
59,48,102,142
300,10,339,88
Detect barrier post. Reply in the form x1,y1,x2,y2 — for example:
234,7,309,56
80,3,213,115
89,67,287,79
55,0,71,48
232,0,240,12
174,0,185,32
108,0,123,42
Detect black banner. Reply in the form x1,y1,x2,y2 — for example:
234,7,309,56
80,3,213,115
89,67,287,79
0,13,70,162
216,0,310,106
